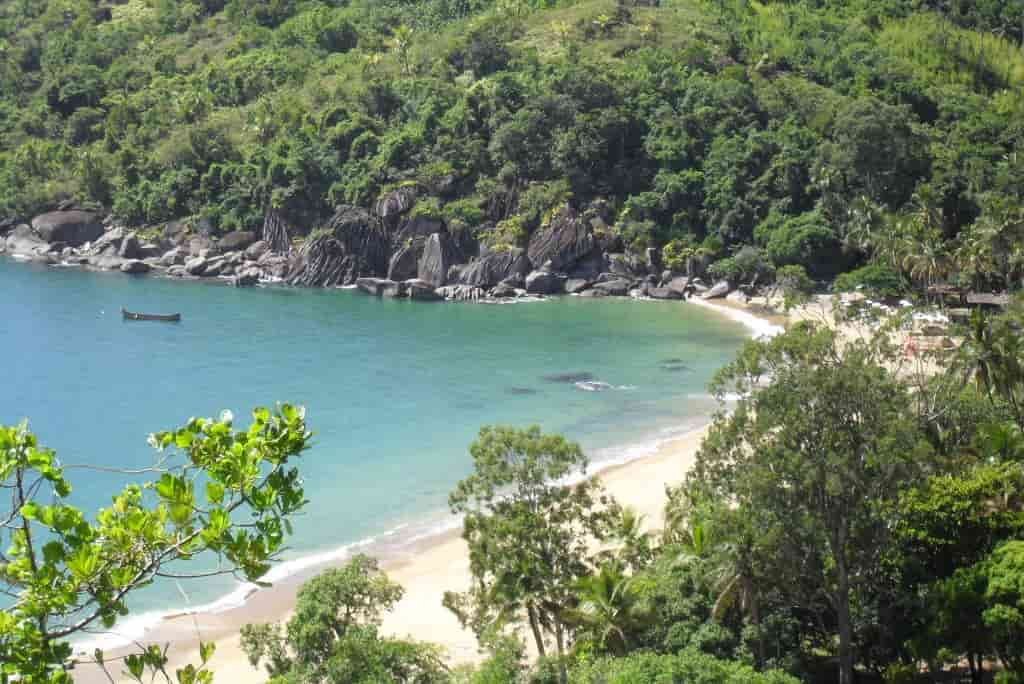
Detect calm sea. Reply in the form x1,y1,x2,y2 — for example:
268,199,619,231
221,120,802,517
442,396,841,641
0,258,751,645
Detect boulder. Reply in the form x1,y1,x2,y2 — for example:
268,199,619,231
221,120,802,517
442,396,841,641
160,248,185,267
203,258,227,277
490,283,519,298
667,277,693,297
139,243,163,259
184,256,208,276
525,270,567,295
4,225,48,258
245,240,269,261
579,288,609,298
31,211,103,246
166,265,188,278
89,254,124,270
404,279,442,301
630,285,649,299
232,269,261,287
356,277,404,297
374,186,418,230
648,287,682,300
218,231,257,252
417,232,460,288
527,205,595,272
726,290,750,304
607,253,646,278
119,233,141,259
387,245,421,282
89,227,124,254
120,259,151,275
163,220,190,246
702,280,732,300
189,236,216,257
456,248,531,288
0,216,18,237
564,278,592,294
593,278,633,296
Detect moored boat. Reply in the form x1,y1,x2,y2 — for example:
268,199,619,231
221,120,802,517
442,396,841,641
121,308,181,322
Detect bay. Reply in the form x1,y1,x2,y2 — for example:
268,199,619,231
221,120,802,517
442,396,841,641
0,258,748,621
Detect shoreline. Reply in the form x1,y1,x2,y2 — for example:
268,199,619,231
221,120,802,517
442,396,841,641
63,294,783,682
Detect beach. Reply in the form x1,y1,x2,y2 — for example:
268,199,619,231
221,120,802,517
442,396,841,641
71,298,784,682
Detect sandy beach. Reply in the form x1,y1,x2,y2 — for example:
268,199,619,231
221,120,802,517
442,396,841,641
74,299,783,682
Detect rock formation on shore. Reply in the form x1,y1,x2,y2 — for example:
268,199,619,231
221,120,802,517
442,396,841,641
0,195,734,303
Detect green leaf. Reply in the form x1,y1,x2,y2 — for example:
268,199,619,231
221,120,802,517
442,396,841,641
206,481,225,505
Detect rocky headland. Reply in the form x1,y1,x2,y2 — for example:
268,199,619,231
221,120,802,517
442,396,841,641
0,193,745,304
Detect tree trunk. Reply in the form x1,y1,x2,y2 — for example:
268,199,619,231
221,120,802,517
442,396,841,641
553,620,568,684
835,539,854,684
527,604,547,659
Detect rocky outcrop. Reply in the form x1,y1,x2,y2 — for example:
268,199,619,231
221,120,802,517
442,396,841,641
262,210,292,254
527,206,595,272
245,240,269,260
405,279,442,301
375,187,418,230
120,259,150,274
3,225,48,258
356,277,404,297
417,232,460,288
455,248,530,288
387,245,420,282
119,233,141,259
287,207,389,287
525,270,566,294
31,211,103,246
593,278,633,296
219,231,257,252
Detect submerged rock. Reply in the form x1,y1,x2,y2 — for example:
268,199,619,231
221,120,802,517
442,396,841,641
543,371,595,384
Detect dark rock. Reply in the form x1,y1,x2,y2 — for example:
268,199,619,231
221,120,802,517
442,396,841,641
568,250,607,280
189,236,216,257
645,247,662,275
525,270,567,295
667,277,693,297
418,232,460,288
394,215,444,246
456,248,531,288
166,265,188,278
184,256,207,276
31,211,103,246
218,231,257,252
405,279,442,301
0,216,18,237
356,277,405,297
120,259,151,275
119,233,141,259
374,186,418,230
232,269,260,287
702,280,731,300
543,372,595,384
387,245,421,282
607,253,646,278
564,278,592,294
490,283,519,298
286,207,389,287
527,205,595,271
139,243,163,259
648,287,682,300
505,387,538,395
593,278,633,296
245,240,269,260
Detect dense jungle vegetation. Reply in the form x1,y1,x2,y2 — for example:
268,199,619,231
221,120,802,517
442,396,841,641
1,0,1023,292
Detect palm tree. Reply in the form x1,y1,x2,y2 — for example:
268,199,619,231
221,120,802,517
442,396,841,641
565,562,652,656
706,537,765,666
389,25,414,75
901,229,951,295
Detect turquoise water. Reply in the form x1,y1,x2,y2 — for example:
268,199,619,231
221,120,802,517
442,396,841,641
0,258,748,636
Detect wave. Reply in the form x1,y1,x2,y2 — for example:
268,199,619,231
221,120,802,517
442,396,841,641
574,380,637,392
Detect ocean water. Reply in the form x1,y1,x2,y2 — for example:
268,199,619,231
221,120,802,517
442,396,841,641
0,258,754,644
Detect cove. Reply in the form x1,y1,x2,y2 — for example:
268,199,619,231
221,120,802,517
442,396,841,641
0,258,748,621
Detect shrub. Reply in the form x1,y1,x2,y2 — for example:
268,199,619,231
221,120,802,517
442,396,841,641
833,263,905,299
567,650,800,684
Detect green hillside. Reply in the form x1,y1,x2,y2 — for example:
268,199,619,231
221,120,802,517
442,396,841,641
0,0,1022,291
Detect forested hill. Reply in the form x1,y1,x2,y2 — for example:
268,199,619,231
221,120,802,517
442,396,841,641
1,0,1023,294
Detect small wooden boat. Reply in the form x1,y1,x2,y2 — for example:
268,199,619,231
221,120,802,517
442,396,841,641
121,308,181,322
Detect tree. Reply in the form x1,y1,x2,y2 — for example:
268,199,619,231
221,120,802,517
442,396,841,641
982,541,1024,677
445,426,614,684
241,554,446,683
692,324,928,684
564,561,652,656
0,405,312,682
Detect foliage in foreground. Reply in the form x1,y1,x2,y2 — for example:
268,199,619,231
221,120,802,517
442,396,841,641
0,405,311,683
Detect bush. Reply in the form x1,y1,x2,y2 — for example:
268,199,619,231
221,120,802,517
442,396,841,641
762,211,844,279
833,264,905,300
